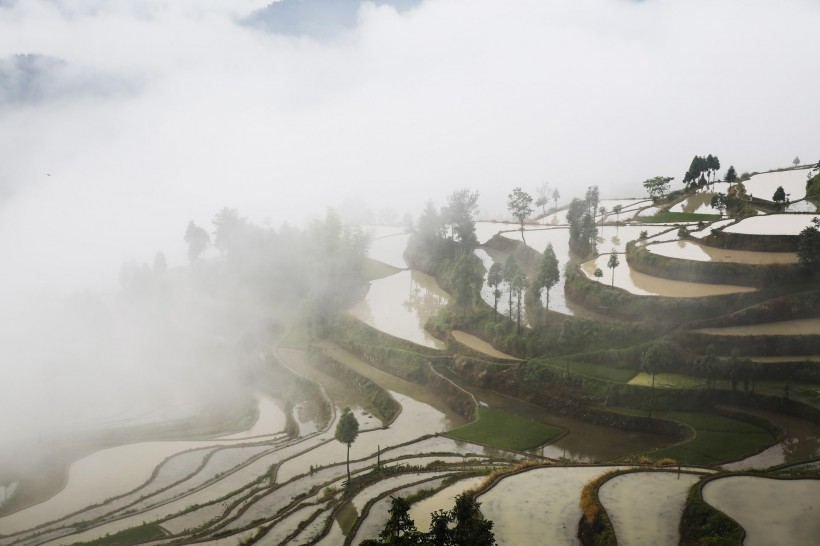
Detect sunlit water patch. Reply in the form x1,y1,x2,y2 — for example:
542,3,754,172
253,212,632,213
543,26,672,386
722,213,817,235
581,255,755,297
599,471,702,546
645,240,798,264
348,270,448,350
702,476,820,546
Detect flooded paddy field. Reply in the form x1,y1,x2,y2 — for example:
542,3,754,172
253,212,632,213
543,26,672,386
670,192,722,215
451,330,519,360
581,254,756,297
689,218,735,238
744,167,814,201
722,213,817,235
4,214,818,546
599,471,703,546
407,475,485,531
365,228,410,270
479,465,629,545
721,407,820,471
348,269,447,349
646,239,798,264
437,367,671,462
702,476,820,546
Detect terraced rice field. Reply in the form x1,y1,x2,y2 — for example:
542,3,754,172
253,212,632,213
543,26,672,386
744,168,813,201
702,476,820,546
599,471,703,546
722,213,817,235
479,466,629,545
646,240,798,264
347,269,448,349
581,254,755,297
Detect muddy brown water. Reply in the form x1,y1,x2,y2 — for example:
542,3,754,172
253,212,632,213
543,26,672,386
646,239,798,264
581,254,756,297
451,330,519,360
348,269,447,350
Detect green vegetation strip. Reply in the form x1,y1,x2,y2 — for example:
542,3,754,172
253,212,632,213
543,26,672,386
679,477,744,546
636,211,720,223
73,523,166,546
543,358,637,383
446,407,562,451
617,409,775,465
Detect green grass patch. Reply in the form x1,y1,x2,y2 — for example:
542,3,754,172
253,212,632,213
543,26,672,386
446,406,562,451
556,360,637,383
636,211,720,223
627,372,707,389
362,257,402,281
615,409,775,465
74,524,166,545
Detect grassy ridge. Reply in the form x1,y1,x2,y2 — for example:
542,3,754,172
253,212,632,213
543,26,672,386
447,407,562,451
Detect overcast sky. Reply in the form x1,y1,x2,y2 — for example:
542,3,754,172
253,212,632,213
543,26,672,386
1,0,819,288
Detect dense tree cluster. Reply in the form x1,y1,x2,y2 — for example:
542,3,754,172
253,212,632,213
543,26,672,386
797,217,820,270
534,243,560,312
404,190,485,310
361,493,496,546
683,154,720,189
566,186,599,258
182,207,370,316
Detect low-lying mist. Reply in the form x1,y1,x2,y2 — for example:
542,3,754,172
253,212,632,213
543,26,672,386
0,208,369,475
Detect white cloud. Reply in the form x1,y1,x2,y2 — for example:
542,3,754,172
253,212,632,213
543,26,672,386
0,0,818,287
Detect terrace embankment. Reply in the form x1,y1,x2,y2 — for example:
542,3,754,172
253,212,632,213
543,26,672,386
628,240,810,286
326,315,476,422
